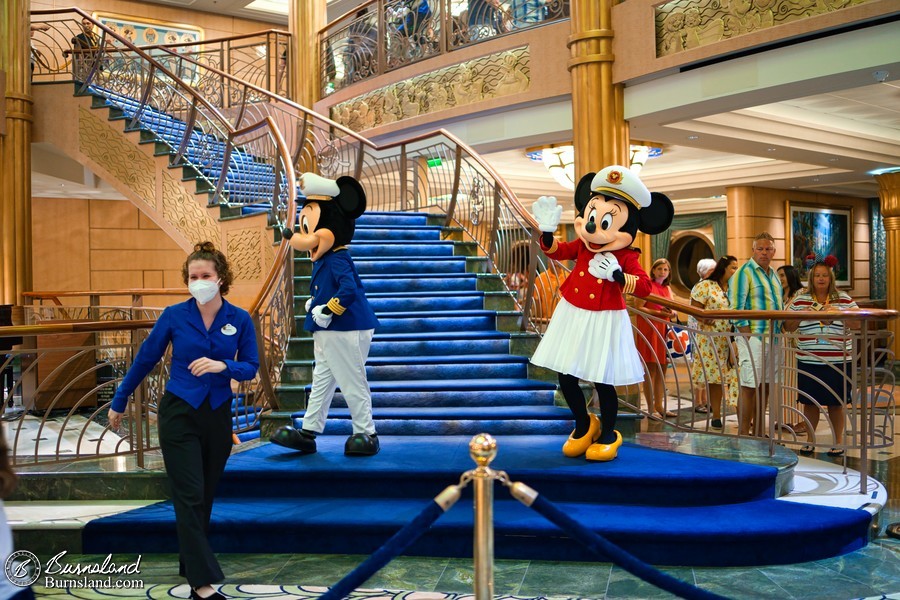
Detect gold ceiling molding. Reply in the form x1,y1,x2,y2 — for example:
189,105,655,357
161,171,220,246
655,0,875,57
330,47,531,131
78,107,155,206
226,227,265,282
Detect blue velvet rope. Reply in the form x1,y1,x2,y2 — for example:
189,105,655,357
319,500,446,600
529,495,729,600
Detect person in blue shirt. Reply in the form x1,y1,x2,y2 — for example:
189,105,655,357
108,241,259,600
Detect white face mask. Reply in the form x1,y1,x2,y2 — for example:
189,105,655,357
189,279,219,305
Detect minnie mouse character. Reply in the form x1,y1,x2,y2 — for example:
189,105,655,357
271,173,381,456
530,166,673,461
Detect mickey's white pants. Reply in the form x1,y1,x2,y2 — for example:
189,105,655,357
302,329,376,436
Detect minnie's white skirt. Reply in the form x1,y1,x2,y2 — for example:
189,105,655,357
531,298,644,385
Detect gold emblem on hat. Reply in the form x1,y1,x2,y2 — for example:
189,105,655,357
606,170,623,184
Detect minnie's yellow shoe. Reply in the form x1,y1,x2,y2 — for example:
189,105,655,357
562,413,601,457
585,430,623,462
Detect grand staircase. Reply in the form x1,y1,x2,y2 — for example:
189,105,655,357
275,210,567,437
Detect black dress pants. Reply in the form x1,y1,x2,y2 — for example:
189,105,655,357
158,391,233,588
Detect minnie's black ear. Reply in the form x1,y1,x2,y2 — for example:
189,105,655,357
334,176,367,220
638,192,674,235
574,173,595,216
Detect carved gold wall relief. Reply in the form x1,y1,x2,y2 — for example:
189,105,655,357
226,228,265,282
655,0,874,57
78,107,156,206
161,171,220,245
331,46,531,130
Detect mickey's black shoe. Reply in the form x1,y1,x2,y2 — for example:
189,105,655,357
270,426,317,453
344,433,379,456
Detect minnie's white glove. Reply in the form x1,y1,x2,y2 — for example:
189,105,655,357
305,297,313,312
311,305,333,328
588,252,621,282
531,196,562,233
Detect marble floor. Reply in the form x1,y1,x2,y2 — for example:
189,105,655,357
9,423,900,600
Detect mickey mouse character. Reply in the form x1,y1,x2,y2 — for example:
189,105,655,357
530,166,673,461
271,173,381,456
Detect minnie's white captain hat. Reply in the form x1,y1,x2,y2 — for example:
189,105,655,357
299,172,341,201
590,165,650,209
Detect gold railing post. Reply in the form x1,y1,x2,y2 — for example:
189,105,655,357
469,433,496,600
131,326,146,469
858,322,869,493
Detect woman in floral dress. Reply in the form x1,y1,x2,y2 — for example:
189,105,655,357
690,255,739,429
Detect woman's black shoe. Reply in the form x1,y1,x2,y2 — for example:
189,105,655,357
190,589,226,600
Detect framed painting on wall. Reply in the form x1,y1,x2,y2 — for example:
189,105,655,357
788,203,852,287
93,13,204,48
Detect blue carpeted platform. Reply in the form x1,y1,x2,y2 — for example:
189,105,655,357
82,436,871,566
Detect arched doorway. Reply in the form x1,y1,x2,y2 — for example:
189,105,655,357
669,233,714,296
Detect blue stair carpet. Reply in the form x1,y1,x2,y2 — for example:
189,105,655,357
82,435,871,567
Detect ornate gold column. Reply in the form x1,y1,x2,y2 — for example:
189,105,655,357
876,172,900,356
289,0,327,108
0,0,34,309
567,0,648,266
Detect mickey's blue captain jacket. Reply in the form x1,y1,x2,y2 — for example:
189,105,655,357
305,246,379,332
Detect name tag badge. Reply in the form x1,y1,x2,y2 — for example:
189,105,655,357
221,324,237,336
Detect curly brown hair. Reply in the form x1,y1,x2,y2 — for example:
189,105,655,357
181,241,233,296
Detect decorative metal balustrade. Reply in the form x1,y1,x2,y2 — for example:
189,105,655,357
321,0,570,96
625,297,897,492
31,9,297,212
1,273,294,467
141,29,292,101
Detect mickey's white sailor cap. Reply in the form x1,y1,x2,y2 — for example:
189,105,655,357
299,172,341,201
590,165,650,209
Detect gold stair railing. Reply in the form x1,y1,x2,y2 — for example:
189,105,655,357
0,318,161,467
139,29,292,100
31,9,297,214
149,47,565,332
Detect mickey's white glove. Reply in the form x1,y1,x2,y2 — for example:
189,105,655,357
305,297,313,312
311,305,333,328
531,196,562,233
588,252,621,282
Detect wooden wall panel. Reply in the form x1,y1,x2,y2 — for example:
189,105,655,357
32,197,91,293
32,197,186,307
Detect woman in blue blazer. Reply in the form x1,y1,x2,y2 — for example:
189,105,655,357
108,242,259,600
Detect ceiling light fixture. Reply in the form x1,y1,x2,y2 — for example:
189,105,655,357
873,70,889,83
528,144,663,190
687,135,699,140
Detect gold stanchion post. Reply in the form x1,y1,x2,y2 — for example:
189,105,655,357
469,433,496,600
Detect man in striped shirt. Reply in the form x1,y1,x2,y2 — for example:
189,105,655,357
728,232,783,436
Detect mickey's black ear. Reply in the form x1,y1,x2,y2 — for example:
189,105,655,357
574,173,595,216
638,192,674,235
334,176,367,220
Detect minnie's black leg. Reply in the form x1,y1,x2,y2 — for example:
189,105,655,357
595,382,618,444
559,372,589,437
